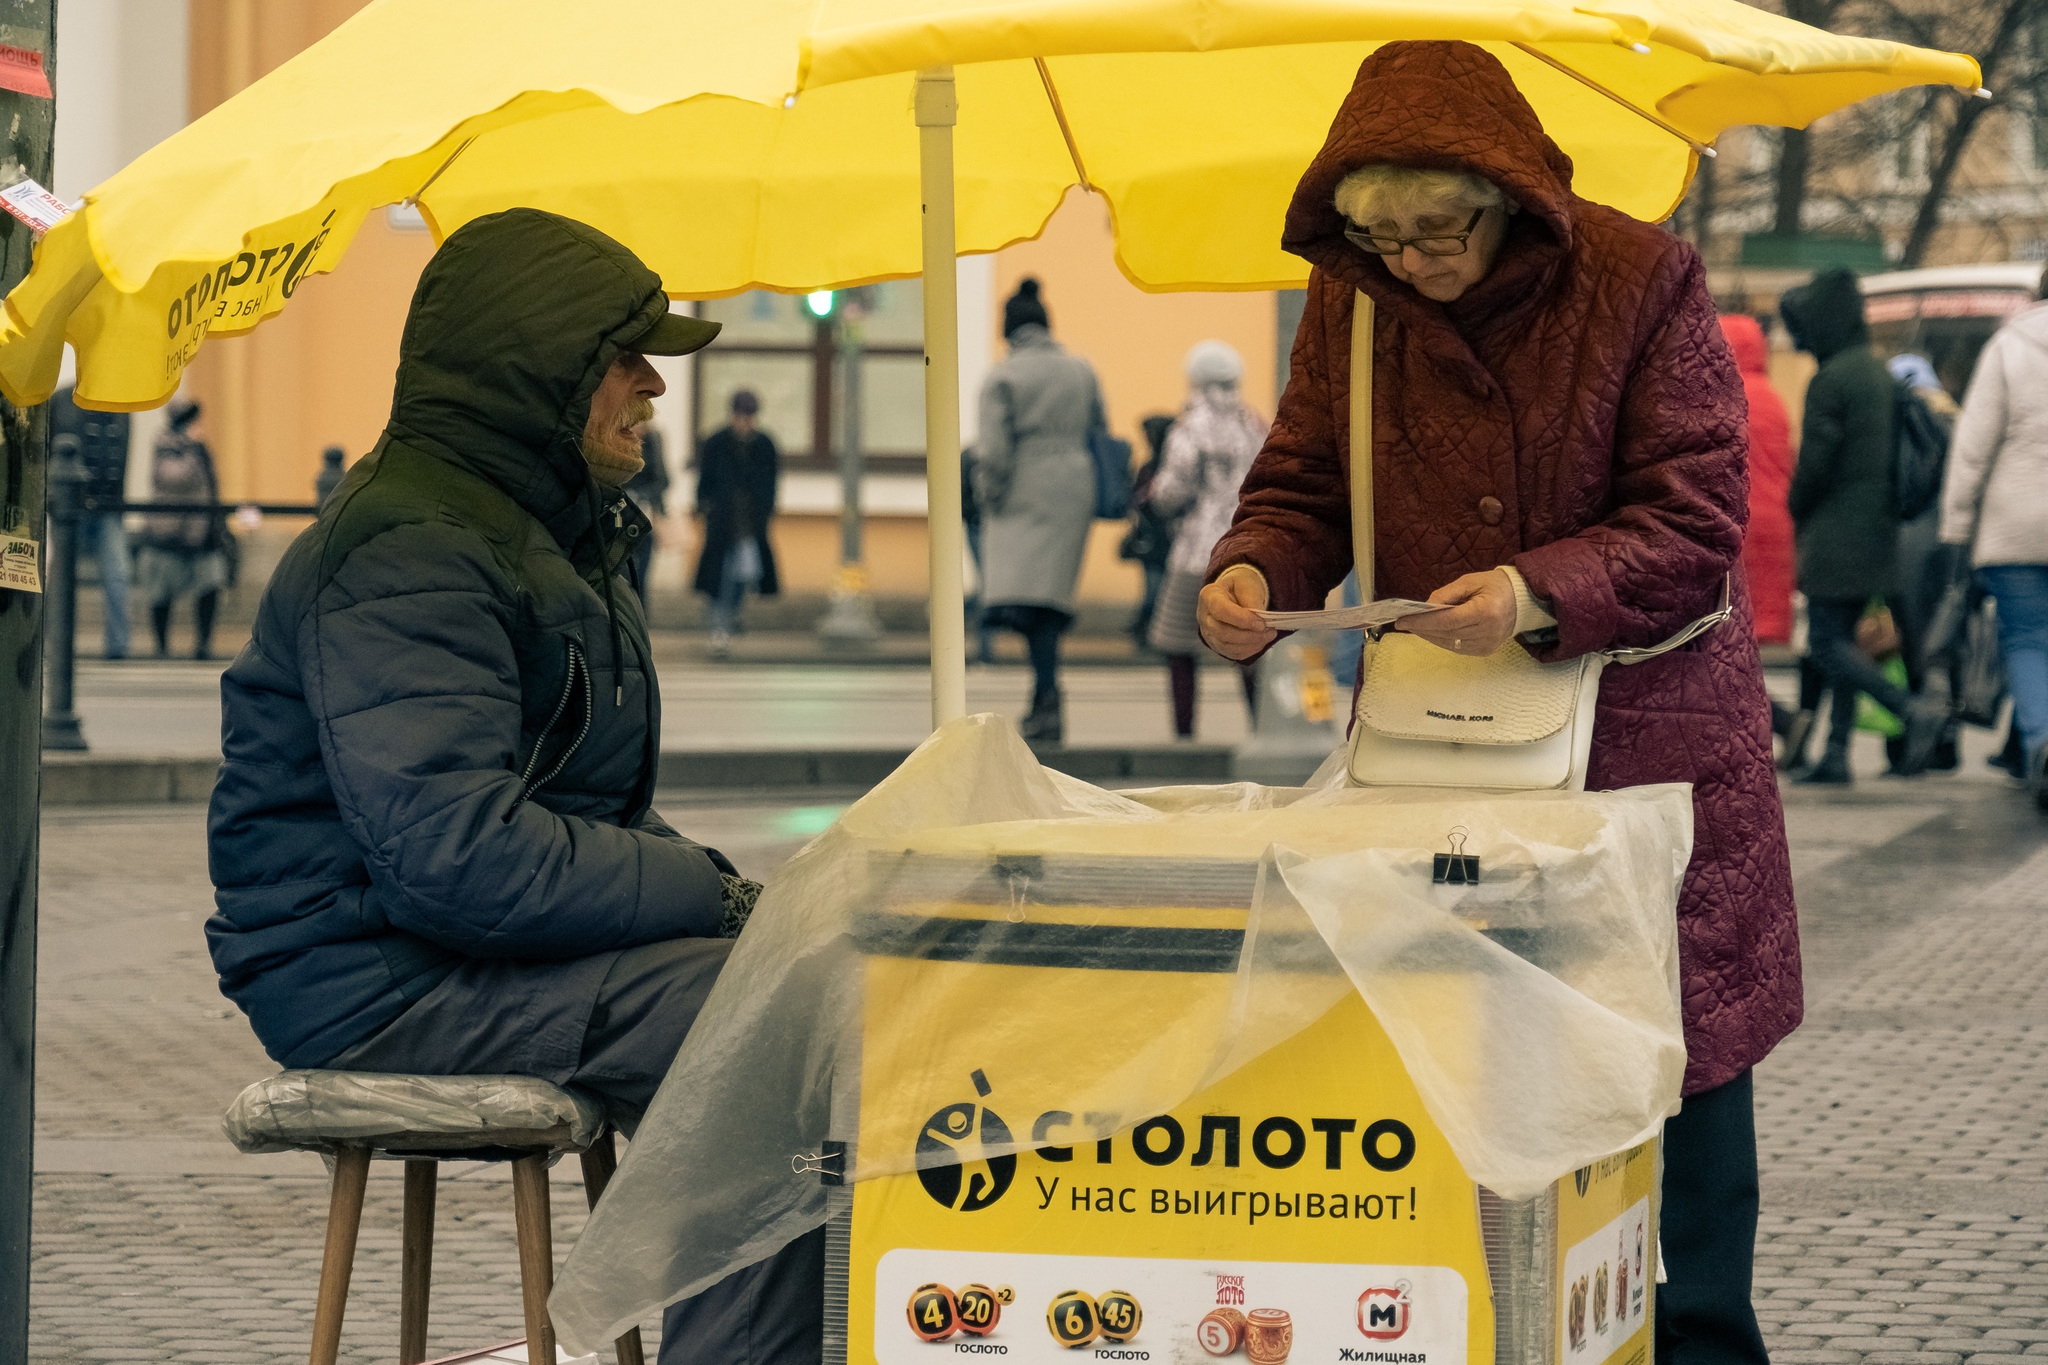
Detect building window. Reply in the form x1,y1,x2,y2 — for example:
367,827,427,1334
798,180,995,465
691,284,927,469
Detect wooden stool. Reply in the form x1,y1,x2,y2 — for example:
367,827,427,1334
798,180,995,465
223,1069,647,1365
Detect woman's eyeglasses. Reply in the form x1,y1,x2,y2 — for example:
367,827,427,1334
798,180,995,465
1343,206,1487,257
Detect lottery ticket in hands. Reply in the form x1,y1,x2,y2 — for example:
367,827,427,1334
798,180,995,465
1253,598,1448,630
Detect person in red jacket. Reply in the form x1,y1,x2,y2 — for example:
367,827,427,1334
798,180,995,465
1197,42,1796,1365
1720,315,1796,643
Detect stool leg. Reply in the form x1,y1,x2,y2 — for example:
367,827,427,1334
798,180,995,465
308,1146,371,1365
400,1159,438,1365
511,1153,558,1365
578,1136,646,1365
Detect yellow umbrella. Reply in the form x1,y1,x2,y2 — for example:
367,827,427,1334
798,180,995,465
0,0,1978,723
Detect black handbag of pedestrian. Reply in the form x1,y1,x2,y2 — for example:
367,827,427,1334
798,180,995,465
1893,380,1952,522
1087,427,1134,520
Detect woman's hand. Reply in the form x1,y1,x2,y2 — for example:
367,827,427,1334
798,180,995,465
1397,569,1518,657
1198,565,1277,661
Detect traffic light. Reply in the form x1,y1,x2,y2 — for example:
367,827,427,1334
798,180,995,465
805,289,837,319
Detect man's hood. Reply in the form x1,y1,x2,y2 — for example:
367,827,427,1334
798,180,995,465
1778,267,1868,362
1282,41,1577,289
1718,314,1769,376
386,208,675,547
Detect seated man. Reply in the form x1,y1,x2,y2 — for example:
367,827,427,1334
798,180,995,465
205,208,818,1364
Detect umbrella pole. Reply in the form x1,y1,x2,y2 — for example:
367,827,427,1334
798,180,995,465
916,65,966,729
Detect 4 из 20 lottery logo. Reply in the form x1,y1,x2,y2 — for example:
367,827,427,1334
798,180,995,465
916,1070,1016,1211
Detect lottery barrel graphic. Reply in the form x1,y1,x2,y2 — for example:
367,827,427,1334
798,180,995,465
907,1283,960,1342
1046,1290,1101,1348
956,1284,1003,1337
1096,1290,1143,1344
1198,1307,1247,1356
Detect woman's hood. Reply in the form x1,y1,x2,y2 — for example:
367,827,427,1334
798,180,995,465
1778,267,1868,362
1718,314,1769,376
1282,41,1577,281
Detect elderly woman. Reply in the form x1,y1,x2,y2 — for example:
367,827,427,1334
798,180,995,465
1199,42,1795,1365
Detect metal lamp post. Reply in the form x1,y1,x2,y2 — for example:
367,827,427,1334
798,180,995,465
1,4,60,1356
818,285,884,646
40,434,85,751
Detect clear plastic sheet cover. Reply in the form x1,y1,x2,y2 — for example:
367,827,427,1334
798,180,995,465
549,715,1690,1353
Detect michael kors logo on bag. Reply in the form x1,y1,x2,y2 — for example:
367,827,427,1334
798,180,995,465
1424,710,1493,722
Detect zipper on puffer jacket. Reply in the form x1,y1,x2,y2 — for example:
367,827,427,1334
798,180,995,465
507,640,592,817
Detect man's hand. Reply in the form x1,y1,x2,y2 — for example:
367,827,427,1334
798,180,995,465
1198,565,1278,661
1396,569,1519,657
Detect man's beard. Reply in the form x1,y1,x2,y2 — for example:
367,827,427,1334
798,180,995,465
583,398,656,487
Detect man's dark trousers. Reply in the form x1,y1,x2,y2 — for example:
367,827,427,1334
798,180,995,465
327,937,824,1365
1657,1070,1769,1365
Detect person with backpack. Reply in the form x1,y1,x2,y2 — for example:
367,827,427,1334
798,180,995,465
1780,268,1946,784
1887,353,1962,774
1941,294,2048,805
138,398,230,660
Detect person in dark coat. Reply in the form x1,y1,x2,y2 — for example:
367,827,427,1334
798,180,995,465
314,444,347,507
205,208,819,1365
1781,267,1944,784
1121,413,1179,649
623,423,670,598
51,385,134,659
691,389,779,654
1195,42,1797,1364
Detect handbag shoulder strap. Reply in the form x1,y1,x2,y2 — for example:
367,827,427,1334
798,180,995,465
1603,575,1733,664
1349,290,1375,602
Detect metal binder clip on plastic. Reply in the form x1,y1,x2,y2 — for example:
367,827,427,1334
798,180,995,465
1433,826,1480,885
791,1140,847,1185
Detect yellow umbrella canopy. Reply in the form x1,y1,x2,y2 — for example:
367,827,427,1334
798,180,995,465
0,0,1977,413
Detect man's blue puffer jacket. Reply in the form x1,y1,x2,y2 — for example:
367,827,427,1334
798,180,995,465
206,209,734,1067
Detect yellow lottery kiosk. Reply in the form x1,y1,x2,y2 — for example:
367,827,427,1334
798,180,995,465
817,848,1660,1365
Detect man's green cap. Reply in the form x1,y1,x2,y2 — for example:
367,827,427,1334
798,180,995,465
630,310,722,356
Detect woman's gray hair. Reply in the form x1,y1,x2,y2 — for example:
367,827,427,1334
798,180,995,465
1333,165,1513,227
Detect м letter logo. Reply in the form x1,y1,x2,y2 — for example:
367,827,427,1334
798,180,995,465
914,1069,1016,1212
1358,1280,1412,1340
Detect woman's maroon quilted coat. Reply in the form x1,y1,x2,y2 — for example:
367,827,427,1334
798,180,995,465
1209,41,1799,1095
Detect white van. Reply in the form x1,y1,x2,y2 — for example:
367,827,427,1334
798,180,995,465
1860,263,2042,396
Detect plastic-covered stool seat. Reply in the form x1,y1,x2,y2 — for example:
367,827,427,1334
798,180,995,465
223,1070,642,1365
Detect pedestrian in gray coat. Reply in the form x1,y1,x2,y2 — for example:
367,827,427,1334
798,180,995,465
1781,266,1943,784
974,277,1106,742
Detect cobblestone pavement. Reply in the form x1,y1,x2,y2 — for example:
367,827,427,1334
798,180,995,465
29,794,838,1365
26,728,2048,1363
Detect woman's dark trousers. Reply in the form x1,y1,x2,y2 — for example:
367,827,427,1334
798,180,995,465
1807,596,1914,759
1657,1069,1770,1365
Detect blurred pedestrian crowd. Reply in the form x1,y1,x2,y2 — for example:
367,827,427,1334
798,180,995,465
51,259,2048,809
1732,263,2048,810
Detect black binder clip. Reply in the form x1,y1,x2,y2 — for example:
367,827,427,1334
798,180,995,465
791,1140,847,1186
1433,826,1480,885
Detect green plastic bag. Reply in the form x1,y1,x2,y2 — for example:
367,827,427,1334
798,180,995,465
1855,656,1911,737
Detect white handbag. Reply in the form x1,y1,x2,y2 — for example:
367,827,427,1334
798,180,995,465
1340,291,1730,791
